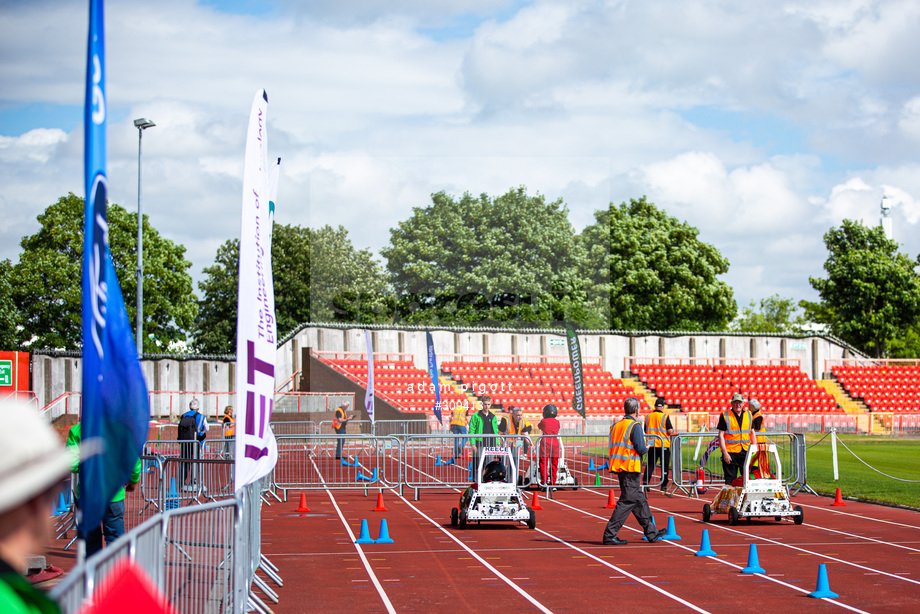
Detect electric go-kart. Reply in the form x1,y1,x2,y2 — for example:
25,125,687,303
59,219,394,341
518,435,578,490
702,442,803,525
451,446,536,530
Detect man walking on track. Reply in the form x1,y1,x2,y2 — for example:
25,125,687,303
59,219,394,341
602,397,667,545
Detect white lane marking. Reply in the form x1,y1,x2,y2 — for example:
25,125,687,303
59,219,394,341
397,495,554,614
311,457,397,614
550,496,869,614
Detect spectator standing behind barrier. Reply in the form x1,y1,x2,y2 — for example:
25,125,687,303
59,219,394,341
0,400,76,613
333,401,353,460
748,398,772,478
718,393,757,485
499,406,532,468
467,396,499,474
602,397,667,545
222,406,235,458
66,423,141,557
536,404,561,485
449,400,471,461
178,398,208,486
644,397,675,491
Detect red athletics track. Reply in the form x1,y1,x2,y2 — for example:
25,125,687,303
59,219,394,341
261,448,920,613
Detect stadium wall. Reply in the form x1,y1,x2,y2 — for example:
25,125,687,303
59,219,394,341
30,325,862,411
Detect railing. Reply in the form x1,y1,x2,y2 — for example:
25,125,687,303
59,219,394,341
624,355,804,372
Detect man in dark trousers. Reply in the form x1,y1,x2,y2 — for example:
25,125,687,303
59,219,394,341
178,398,208,486
718,393,757,485
644,397,675,491
602,397,667,545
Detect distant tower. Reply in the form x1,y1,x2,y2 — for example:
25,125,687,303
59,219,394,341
880,196,892,240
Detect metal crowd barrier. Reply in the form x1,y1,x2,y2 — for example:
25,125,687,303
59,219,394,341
52,481,260,614
670,431,804,495
272,434,401,500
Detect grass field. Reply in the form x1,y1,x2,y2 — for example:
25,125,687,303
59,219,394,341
804,434,920,509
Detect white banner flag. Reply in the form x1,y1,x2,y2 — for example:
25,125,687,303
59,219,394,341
235,89,280,491
364,329,375,423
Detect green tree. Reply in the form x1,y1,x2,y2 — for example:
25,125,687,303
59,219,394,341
10,193,197,352
731,295,808,333
808,219,920,357
193,224,388,353
380,187,600,327
0,260,22,350
580,197,736,331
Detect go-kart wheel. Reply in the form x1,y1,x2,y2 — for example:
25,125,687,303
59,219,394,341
793,505,804,525
572,477,579,491
729,506,739,526
775,516,782,522
450,507,458,527
527,508,536,530
459,510,467,529
702,503,711,523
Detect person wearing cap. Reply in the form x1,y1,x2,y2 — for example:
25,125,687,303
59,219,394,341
66,423,141,558
0,400,73,613
499,406,532,468
718,393,757,485
333,401,354,460
602,397,667,545
644,397,675,491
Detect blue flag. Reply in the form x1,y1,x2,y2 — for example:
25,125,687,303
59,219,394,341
426,331,442,424
79,0,150,537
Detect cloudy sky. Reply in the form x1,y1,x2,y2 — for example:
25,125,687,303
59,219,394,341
2,0,920,316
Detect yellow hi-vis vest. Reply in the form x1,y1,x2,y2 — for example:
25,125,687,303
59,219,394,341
722,409,752,453
645,410,670,449
750,408,767,444
608,417,641,473
450,406,468,427
222,416,235,438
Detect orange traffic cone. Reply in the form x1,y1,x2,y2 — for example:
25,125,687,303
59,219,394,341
530,490,544,511
296,493,311,513
604,489,617,509
832,487,847,507
373,490,388,512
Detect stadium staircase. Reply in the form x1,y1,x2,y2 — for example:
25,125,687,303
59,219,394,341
620,377,659,411
816,380,866,414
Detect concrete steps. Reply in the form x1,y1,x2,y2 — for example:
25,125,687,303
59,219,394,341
816,379,866,414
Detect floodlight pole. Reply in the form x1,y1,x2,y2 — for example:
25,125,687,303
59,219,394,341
134,118,155,358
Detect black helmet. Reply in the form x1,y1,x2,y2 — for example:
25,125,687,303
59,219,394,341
482,460,506,483
542,404,558,419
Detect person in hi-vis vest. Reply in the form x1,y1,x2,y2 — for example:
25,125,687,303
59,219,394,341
333,401,354,460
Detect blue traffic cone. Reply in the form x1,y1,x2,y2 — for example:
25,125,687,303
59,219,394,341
54,492,67,516
356,470,370,481
375,519,394,544
741,543,765,574
660,516,681,541
435,454,444,466
588,458,596,471
355,519,374,544
808,564,838,598
468,461,474,482
598,461,608,471
695,529,717,557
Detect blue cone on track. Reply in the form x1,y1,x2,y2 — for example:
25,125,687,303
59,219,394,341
435,454,444,466
356,471,370,481
598,461,608,471
660,516,681,541
166,477,179,510
375,519,394,544
741,543,765,574
54,492,67,516
355,519,374,544
808,564,839,598
695,529,717,556
588,458,596,471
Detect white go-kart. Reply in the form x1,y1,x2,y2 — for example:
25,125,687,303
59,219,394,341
451,446,536,530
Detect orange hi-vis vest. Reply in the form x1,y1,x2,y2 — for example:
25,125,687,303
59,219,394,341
223,416,235,438
751,408,767,445
645,410,670,449
507,416,530,435
333,407,346,430
608,417,641,473
722,409,752,453
450,406,469,427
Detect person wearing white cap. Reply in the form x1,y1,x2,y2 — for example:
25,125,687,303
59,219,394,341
718,393,757,485
0,399,74,613
333,401,354,460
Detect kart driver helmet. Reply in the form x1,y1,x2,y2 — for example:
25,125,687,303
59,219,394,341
542,404,558,419
482,460,506,483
